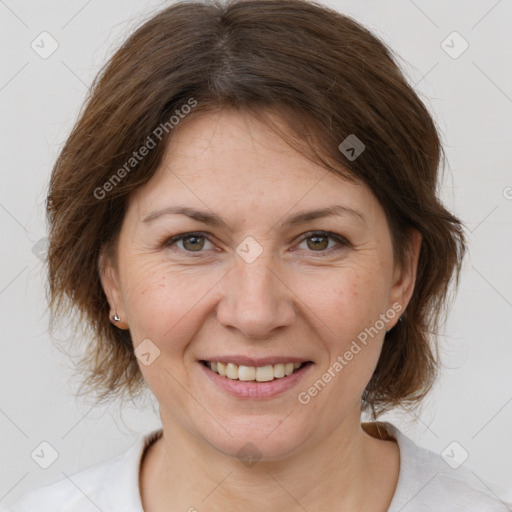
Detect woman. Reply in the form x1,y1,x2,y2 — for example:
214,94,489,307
6,0,511,510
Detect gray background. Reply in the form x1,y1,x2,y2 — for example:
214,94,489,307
1,0,511,507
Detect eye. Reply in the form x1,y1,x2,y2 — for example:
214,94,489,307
296,231,348,255
165,232,215,253
163,230,349,256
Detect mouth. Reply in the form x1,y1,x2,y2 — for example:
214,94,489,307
200,360,313,382
199,358,314,399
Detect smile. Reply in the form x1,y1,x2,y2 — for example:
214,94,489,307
202,360,308,382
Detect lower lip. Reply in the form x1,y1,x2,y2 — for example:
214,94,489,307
199,361,313,399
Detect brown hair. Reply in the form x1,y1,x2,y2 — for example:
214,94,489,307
46,0,466,418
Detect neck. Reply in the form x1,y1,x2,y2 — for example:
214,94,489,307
140,410,399,512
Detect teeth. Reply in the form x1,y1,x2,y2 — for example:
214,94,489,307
217,362,227,377
238,365,256,381
226,363,238,379
205,360,306,381
256,365,274,382
274,363,285,378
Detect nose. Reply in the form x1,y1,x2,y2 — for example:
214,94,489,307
215,251,296,340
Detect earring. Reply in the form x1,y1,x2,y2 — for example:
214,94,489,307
112,313,121,322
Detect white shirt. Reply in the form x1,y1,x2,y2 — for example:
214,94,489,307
3,421,511,511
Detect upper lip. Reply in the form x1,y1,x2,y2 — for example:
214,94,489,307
200,356,312,367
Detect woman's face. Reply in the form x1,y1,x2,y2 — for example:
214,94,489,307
101,109,420,459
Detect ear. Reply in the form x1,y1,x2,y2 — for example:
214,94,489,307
386,229,422,328
98,246,129,330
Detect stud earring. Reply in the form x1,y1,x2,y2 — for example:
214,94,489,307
113,313,121,322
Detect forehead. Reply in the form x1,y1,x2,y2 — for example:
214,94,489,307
129,109,381,227
162,109,328,182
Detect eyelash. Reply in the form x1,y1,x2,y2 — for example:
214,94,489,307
163,231,349,257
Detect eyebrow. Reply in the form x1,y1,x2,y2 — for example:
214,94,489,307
141,204,366,229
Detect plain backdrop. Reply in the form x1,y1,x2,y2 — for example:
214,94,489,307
1,0,511,507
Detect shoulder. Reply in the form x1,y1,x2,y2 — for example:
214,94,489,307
375,422,512,512
4,457,121,512
4,429,162,512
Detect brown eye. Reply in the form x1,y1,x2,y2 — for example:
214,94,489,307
297,231,348,255
166,232,213,253
181,234,205,251
306,234,329,251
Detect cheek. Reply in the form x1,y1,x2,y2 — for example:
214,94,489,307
305,264,390,344
305,272,387,410
299,265,389,393
119,257,219,344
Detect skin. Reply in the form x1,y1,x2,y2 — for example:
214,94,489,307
100,108,422,512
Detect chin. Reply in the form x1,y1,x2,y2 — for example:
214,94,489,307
197,416,312,462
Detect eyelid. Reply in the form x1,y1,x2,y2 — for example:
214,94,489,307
294,230,350,253
298,230,349,244
164,231,215,251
